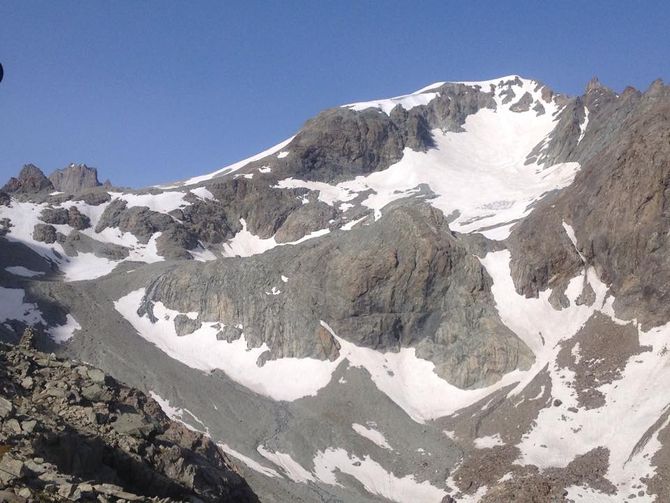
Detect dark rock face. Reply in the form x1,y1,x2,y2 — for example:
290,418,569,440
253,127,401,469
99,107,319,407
75,190,112,206
2,165,54,194
0,191,10,206
0,333,257,502
507,81,670,328
141,203,533,388
32,224,57,244
67,206,91,230
286,108,409,183
59,231,130,260
39,206,90,230
156,226,199,260
96,200,174,244
273,82,499,184
48,164,103,193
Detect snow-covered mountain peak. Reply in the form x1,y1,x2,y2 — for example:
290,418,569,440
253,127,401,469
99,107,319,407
3,76,670,503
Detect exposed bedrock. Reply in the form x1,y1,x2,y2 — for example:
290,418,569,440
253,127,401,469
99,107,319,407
48,163,104,193
272,83,498,183
507,80,670,328
2,164,54,194
140,202,533,389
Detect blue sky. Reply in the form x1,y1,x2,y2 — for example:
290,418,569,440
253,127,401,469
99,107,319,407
1,0,668,187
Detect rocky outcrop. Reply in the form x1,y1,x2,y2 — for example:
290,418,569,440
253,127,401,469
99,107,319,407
0,329,257,502
39,206,90,230
2,165,54,194
507,80,670,328
58,231,130,260
32,224,57,244
96,200,174,244
141,202,533,388
48,164,104,193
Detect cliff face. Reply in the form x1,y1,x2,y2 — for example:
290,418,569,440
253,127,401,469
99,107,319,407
0,329,257,503
48,164,104,194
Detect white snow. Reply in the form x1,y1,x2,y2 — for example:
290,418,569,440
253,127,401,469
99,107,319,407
578,106,590,143
149,391,209,433
189,244,218,262
109,191,188,213
322,321,524,423
149,391,184,420
265,287,281,296
114,289,342,401
47,314,81,343
473,434,504,449
0,200,139,280
257,445,315,483
190,187,215,201
221,219,330,258
258,165,272,173
313,448,445,503
414,81,446,93
352,423,393,450
58,253,118,282
341,215,367,231
277,151,290,159
115,287,528,419
344,91,439,115
275,178,358,206
449,74,524,88
277,81,579,239
5,266,44,278
168,136,295,187
479,249,670,499
218,443,282,479
281,275,289,283
221,219,279,257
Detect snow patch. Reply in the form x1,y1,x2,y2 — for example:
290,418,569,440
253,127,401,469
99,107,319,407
47,314,81,343
168,136,295,187
190,187,215,201
473,434,504,449
578,107,590,143
313,448,445,503
344,91,439,115
352,423,393,450
257,445,315,483
114,289,341,401
222,219,330,258
218,443,282,479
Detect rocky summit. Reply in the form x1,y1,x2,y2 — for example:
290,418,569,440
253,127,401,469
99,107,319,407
1,75,670,502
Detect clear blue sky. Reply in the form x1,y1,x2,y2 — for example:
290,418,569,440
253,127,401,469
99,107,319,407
1,1,668,188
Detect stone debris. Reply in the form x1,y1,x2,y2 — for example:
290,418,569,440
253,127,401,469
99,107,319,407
0,329,257,502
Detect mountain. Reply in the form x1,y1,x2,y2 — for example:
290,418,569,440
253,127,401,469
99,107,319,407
0,74,669,502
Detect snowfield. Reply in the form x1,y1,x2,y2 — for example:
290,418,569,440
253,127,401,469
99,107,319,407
280,77,580,240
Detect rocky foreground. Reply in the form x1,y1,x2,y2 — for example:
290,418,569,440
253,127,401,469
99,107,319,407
0,329,257,502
